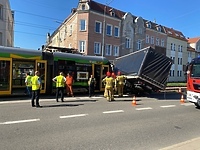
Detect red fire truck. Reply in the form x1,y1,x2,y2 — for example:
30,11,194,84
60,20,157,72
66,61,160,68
186,56,200,108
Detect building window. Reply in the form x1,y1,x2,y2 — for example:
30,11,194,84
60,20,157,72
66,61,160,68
180,45,183,52
105,44,112,56
113,45,119,56
138,28,143,34
0,5,3,20
82,4,85,10
157,26,161,32
173,43,176,51
94,42,101,54
146,35,149,43
0,32,2,45
137,40,142,50
151,36,154,44
156,38,159,46
79,41,85,53
177,71,179,77
95,21,102,33
147,22,151,28
161,39,164,47
114,26,119,37
125,38,131,48
69,25,72,36
171,43,173,50
106,24,112,36
80,19,86,31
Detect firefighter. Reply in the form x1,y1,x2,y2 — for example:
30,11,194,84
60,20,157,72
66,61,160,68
102,73,108,98
102,72,115,101
111,72,117,94
116,71,127,97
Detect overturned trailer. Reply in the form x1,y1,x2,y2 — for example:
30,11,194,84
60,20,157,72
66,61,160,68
113,46,172,95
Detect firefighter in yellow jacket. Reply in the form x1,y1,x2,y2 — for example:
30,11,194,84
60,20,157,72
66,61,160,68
102,72,115,101
116,71,126,97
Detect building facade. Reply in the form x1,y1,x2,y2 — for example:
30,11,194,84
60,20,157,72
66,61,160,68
0,0,14,47
45,0,198,82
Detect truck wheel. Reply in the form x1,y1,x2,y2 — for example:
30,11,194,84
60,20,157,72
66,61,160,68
194,100,200,108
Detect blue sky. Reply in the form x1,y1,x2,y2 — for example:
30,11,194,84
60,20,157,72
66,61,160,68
9,0,200,50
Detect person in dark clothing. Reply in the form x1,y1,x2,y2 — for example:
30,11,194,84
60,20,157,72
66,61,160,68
88,74,96,97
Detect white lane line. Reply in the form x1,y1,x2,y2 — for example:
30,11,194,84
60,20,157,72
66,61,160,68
0,97,103,104
181,103,194,106
0,101,29,104
103,110,124,114
136,107,152,111
160,105,176,108
0,119,40,125
60,114,88,119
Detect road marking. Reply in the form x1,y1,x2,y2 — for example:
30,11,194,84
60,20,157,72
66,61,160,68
0,97,103,105
160,105,176,108
0,101,29,104
181,103,194,106
60,114,88,119
0,119,40,125
103,110,124,114
136,107,152,110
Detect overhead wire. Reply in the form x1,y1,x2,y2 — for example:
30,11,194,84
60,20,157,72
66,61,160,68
2,1,197,53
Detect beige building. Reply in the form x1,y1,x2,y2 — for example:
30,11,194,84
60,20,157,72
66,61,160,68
0,0,14,47
164,27,188,82
188,37,200,54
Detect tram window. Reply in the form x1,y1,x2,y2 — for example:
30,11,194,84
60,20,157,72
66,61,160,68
0,60,10,91
77,72,89,80
12,61,34,86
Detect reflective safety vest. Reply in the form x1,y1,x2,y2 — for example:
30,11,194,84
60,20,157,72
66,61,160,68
26,75,32,87
105,77,114,88
31,75,40,90
117,75,126,85
56,75,65,87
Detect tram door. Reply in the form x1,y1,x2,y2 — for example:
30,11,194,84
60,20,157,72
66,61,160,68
0,58,12,95
100,65,109,91
35,60,47,94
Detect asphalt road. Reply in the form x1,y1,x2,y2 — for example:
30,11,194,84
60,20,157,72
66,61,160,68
0,93,200,150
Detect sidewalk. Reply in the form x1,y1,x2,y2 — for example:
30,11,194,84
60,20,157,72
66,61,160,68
160,137,200,150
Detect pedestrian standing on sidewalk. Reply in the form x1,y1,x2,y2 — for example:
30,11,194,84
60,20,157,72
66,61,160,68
52,72,66,102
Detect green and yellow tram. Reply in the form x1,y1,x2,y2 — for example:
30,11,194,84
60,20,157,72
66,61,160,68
0,46,47,96
0,46,110,96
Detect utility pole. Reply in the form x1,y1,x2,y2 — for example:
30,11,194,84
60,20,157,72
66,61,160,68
102,6,106,57
102,0,114,57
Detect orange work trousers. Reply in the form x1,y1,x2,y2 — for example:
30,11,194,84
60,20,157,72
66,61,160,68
66,84,73,96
